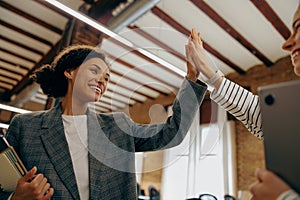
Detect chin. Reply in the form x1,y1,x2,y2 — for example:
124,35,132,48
94,94,101,102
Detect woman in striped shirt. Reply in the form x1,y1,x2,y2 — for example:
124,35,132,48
186,4,300,199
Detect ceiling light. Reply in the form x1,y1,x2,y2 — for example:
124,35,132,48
0,103,31,114
0,123,9,129
45,0,186,77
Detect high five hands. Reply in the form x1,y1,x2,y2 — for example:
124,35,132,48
185,28,223,88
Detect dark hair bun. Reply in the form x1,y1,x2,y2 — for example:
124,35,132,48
31,64,58,97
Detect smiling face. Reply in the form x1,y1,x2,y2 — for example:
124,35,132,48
282,6,300,76
68,57,110,104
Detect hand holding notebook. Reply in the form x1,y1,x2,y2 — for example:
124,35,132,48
0,136,27,192
0,136,54,199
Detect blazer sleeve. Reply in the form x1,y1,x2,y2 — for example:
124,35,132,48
132,77,207,152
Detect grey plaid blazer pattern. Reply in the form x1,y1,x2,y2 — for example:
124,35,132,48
1,78,207,200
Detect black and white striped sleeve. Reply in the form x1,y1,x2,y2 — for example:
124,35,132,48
210,78,263,139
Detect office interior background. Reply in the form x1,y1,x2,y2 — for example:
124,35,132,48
0,0,299,199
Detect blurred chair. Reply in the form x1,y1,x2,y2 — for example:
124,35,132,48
224,194,235,200
137,183,141,196
199,193,217,200
149,186,160,200
137,183,147,200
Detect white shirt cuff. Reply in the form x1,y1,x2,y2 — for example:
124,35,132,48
277,190,300,200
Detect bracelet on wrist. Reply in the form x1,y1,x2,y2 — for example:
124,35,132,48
206,70,224,86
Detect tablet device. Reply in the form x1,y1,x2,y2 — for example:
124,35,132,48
258,79,300,194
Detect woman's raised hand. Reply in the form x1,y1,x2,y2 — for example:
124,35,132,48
185,28,223,88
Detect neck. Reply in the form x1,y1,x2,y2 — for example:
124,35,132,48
61,95,88,116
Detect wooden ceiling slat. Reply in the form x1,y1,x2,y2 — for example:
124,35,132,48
95,101,119,110
0,20,53,47
35,0,73,19
0,47,37,64
128,25,186,61
106,36,183,78
1,38,63,101
107,53,178,91
151,6,246,74
110,68,169,96
92,106,112,113
0,58,28,71
0,1,63,35
0,69,22,81
0,16,74,104
0,76,17,86
190,0,273,67
0,82,13,90
102,93,134,106
0,73,19,82
109,79,154,100
250,0,290,40
106,88,143,104
0,65,25,77
0,35,44,56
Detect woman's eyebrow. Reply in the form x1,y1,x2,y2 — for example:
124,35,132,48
292,18,300,28
91,64,102,70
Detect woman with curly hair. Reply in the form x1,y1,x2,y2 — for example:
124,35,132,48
1,44,207,200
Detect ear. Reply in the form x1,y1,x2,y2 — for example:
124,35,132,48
64,70,73,79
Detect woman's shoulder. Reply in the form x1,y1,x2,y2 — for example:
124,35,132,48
98,111,129,120
11,109,51,124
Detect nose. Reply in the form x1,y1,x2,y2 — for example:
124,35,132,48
97,74,105,82
96,76,105,88
282,34,294,51
96,73,108,87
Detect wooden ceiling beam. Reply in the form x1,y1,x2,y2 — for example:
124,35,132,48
151,6,246,74
190,0,273,67
0,47,36,64
1,38,62,102
0,14,76,102
0,19,53,46
102,92,134,106
0,65,25,77
110,68,170,96
0,35,44,56
106,36,183,78
35,0,73,19
107,53,178,91
128,25,186,61
251,0,290,40
106,88,144,104
109,79,155,100
97,100,122,110
0,58,29,71
0,79,16,87
0,1,63,35
0,74,19,83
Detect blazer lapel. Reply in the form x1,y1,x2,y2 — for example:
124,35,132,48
87,112,105,198
88,111,116,198
40,105,80,200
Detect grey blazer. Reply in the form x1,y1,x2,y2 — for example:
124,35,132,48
1,78,207,200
